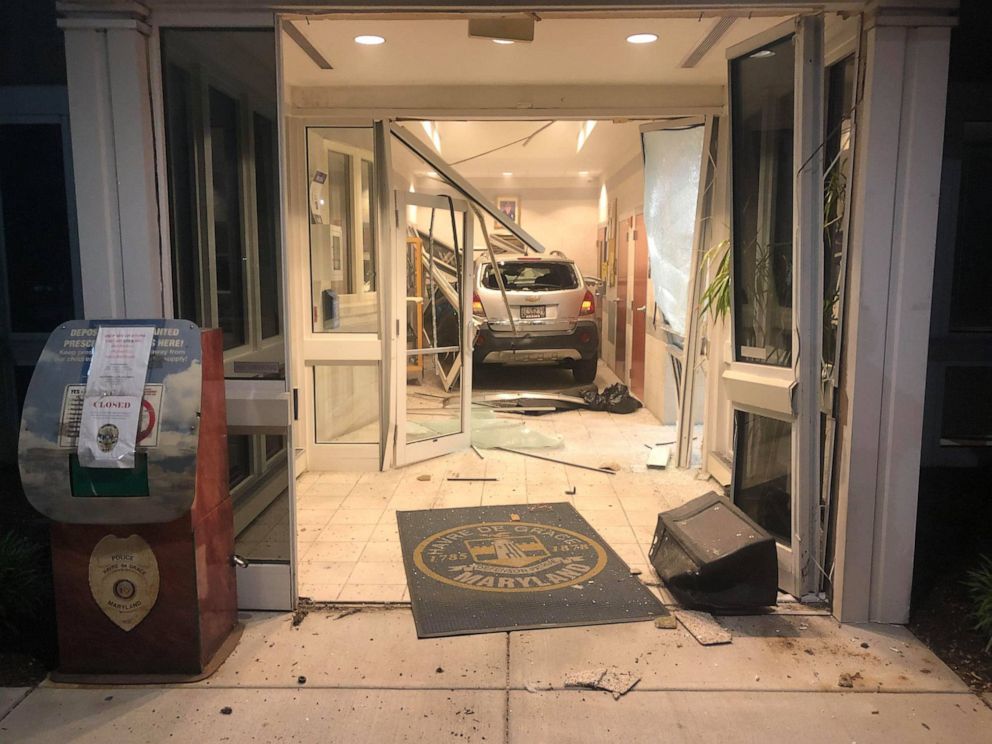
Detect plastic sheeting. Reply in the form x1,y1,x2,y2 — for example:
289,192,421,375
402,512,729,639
641,125,705,340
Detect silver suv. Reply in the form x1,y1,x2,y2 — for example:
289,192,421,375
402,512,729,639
472,256,599,383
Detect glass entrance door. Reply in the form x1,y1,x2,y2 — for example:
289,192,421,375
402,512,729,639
724,17,824,598
393,190,474,465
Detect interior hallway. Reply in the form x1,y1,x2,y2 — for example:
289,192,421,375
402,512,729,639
295,368,713,602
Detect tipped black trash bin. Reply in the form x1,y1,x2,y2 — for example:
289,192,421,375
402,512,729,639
648,491,778,612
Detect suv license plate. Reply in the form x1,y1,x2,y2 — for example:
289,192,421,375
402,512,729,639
519,305,546,319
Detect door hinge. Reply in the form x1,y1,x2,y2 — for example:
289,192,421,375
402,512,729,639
292,388,299,421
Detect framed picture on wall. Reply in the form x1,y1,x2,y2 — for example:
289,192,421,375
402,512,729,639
493,196,520,232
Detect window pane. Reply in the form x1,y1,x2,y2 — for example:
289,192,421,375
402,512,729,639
314,365,380,443
264,434,286,460
228,434,252,487
209,87,247,350
254,113,281,339
823,55,856,367
734,411,792,544
730,35,795,367
361,159,376,291
162,64,201,326
307,127,379,333
0,124,75,332
941,366,992,441
949,123,992,331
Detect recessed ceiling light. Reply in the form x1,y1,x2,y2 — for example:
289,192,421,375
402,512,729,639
354,35,385,46
578,171,590,177
749,49,775,59
502,171,513,177
493,39,515,45
626,33,658,45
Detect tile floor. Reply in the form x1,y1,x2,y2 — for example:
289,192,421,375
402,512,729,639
295,402,715,602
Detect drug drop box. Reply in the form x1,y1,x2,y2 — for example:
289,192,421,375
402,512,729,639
648,492,778,612
18,320,240,682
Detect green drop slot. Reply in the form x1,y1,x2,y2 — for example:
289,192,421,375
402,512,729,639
69,454,150,498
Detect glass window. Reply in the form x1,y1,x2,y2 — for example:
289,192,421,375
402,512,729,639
209,87,248,350
823,55,856,366
361,159,376,291
481,261,579,291
730,35,795,367
0,123,75,333
313,364,381,444
162,64,201,326
228,434,252,487
306,127,379,333
941,366,992,441
254,113,281,340
949,123,992,331
733,411,791,544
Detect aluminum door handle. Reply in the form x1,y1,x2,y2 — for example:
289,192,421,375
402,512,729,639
635,305,647,312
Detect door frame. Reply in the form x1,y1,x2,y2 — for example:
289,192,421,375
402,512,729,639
391,189,475,466
724,16,824,598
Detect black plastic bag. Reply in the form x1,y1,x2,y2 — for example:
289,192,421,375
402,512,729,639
581,383,643,414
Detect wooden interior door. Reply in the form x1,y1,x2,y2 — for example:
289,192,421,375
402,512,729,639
614,216,630,382
630,213,649,399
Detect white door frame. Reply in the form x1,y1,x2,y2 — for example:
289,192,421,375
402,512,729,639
724,16,824,598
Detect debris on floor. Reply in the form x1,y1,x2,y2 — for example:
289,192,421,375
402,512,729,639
838,672,863,689
476,391,588,415
297,675,307,685
599,462,621,472
471,445,485,460
219,707,233,715
582,383,643,414
565,486,576,495
291,607,309,627
333,608,362,621
646,444,671,470
495,446,616,474
417,474,432,482
654,614,678,630
564,667,641,700
675,610,733,646
447,476,498,482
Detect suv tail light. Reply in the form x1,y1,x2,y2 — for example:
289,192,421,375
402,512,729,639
579,289,595,316
472,292,485,317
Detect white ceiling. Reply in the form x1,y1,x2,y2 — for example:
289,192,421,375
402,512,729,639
282,16,788,88
395,119,643,183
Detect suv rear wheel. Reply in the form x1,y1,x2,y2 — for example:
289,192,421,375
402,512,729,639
572,358,597,384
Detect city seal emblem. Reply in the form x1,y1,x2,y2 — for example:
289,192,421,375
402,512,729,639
413,521,608,592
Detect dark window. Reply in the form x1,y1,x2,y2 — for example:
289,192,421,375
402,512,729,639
733,411,792,544
949,124,992,331
163,63,201,326
730,35,795,367
941,366,992,441
254,113,280,339
482,261,579,291
228,434,252,487
0,124,75,333
209,87,247,350
264,435,286,460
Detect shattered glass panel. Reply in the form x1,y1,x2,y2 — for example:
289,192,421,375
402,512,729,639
641,124,706,339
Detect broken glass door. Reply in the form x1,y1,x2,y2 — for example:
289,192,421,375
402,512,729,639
725,17,824,599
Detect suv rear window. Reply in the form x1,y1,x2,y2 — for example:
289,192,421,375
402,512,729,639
481,261,579,292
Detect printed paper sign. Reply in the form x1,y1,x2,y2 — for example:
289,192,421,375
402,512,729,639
77,326,154,468
60,384,163,449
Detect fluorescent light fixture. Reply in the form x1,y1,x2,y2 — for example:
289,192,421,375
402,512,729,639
493,39,515,45
355,35,385,45
576,120,598,153
749,49,775,59
578,171,590,177
626,33,658,45
502,171,513,177
427,171,438,178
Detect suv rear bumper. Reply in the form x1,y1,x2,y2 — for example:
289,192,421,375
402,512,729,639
473,320,599,366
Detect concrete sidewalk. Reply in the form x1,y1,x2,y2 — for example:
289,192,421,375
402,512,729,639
2,608,990,743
